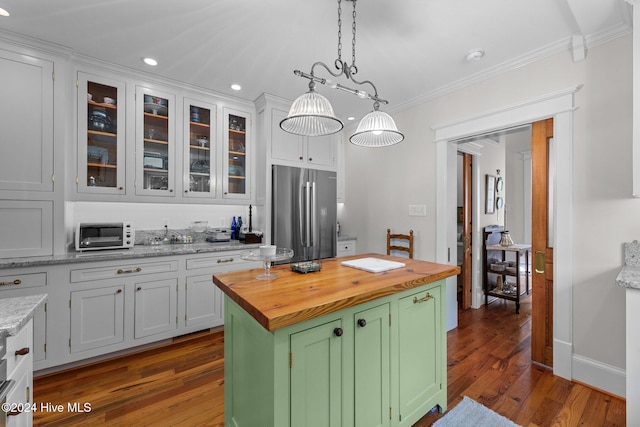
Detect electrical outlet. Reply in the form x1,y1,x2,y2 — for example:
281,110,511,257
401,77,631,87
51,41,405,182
408,204,427,217
162,218,169,227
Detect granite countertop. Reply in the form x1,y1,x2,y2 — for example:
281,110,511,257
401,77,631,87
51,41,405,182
0,241,261,270
337,235,357,241
616,241,640,290
0,294,47,337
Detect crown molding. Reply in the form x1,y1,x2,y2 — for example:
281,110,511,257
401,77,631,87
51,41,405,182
389,23,630,115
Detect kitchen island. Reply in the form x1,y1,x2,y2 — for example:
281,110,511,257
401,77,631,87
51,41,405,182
213,254,459,427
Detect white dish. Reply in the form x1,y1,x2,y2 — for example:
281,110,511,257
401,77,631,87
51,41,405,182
144,102,168,116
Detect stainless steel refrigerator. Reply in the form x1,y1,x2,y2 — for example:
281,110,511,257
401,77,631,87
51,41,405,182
272,165,336,262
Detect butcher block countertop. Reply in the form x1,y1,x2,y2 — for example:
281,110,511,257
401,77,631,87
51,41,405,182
212,253,459,332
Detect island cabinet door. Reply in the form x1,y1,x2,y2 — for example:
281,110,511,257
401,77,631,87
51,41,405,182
354,303,391,427
397,285,443,426
290,319,343,427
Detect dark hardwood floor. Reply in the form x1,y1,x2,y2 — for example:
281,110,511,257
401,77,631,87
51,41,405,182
33,295,625,426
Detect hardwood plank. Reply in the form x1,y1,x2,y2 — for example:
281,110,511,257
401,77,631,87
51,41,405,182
34,294,625,426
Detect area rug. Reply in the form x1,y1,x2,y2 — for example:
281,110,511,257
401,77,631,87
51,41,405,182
433,396,521,427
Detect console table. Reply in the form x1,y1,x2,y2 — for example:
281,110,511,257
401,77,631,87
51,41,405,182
484,243,531,313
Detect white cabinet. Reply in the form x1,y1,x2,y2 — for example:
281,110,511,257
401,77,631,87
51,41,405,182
0,46,56,258
183,98,217,198
270,108,336,170
185,274,223,327
70,284,125,353
136,86,177,197
0,201,53,258
5,319,34,427
0,271,48,363
223,107,252,200
77,72,126,194
0,48,54,193
134,278,178,338
69,258,179,354
184,250,261,328
337,239,356,257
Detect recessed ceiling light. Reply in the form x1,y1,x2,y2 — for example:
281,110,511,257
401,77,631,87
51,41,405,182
142,57,158,66
465,49,485,62
0,8,10,16
230,84,242,91
347,116,355,121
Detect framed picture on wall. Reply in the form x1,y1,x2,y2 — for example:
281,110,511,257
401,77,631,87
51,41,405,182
485,174,496,214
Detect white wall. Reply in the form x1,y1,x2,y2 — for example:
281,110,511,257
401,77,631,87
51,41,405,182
504,130,532,245
341,35,637,390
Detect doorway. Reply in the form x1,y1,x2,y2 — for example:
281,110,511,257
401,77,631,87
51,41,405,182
434,87,578,380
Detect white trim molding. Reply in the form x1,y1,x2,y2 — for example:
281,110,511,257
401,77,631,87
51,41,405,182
433,86,579,382
572,354,626,398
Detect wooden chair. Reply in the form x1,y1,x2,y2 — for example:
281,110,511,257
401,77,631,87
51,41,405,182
386,228,414,259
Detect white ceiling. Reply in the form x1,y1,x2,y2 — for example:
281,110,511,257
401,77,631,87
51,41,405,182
0,0,632,120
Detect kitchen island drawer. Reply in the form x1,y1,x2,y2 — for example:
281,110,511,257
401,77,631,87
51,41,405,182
0,271,47,291
70,260,179,283
186,251,257,271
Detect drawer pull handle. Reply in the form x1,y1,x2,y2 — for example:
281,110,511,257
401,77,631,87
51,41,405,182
15,347,30,356
217,258,234,263
413,293,433,304
117,267,142,274
0,279,21,286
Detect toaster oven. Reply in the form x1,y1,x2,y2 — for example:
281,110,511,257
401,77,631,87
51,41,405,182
75,222,135,251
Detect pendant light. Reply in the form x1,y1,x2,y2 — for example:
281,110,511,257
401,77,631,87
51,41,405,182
280,0,404,146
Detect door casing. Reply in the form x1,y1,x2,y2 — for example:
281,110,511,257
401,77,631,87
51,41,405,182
434,86,578,380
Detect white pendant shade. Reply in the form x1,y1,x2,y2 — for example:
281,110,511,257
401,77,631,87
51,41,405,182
349,109,404,147
280,91,343,136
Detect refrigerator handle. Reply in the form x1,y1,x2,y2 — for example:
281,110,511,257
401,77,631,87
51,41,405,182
305,181,311,246
311,181,317,247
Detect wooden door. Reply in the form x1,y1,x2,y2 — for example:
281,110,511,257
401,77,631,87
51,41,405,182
531,118,554,367
460,153,473,309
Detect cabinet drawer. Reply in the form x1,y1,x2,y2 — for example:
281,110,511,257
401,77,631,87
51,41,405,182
6,319,33,376
70,260,179,283
186,252,256,271
337,241,355,256
0,272,46,292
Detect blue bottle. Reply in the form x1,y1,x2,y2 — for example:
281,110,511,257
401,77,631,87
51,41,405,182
231,216,237,240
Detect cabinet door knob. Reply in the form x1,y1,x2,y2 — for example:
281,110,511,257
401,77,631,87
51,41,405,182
333,327,343,337
15,347,30,356
137,287,142,291
357,318,366,328
299,156,303,160
308,158,312,162
119,186,124,190
116,289,123,294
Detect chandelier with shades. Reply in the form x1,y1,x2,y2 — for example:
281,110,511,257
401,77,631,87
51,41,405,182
279,0,404,147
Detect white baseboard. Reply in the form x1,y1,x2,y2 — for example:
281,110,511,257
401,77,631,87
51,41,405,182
572,353,625,398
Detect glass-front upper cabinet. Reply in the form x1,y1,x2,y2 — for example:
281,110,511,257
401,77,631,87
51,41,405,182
223,107,251,199
135,86,176,196
77,73,126,194
184,99,216,198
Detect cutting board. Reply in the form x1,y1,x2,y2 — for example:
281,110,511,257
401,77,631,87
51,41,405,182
341,257,406,273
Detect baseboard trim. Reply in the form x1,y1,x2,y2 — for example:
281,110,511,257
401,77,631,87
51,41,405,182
572,353,625,399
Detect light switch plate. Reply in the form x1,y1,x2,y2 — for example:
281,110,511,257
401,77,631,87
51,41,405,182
408,204,426,216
